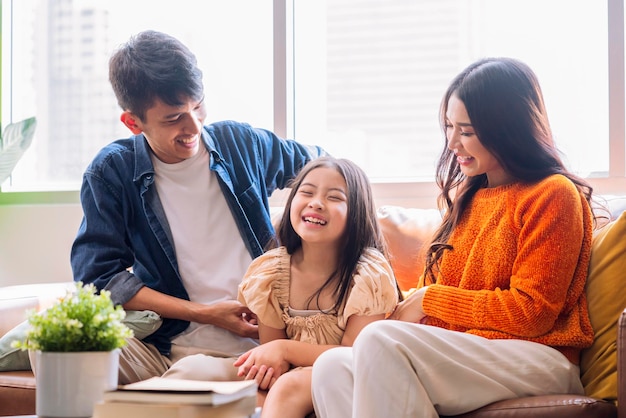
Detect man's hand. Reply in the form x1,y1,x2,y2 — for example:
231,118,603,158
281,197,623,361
195,300,259,339
123,288,259,339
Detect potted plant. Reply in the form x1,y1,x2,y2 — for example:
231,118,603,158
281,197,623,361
13,282,133,418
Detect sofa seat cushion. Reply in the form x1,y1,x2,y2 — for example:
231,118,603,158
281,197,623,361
0,370,35,389
445,394,616,418
0,370,36,416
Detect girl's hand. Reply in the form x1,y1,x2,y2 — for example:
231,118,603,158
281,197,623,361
388,286,428,323
233,340,291,389
235,361,277,390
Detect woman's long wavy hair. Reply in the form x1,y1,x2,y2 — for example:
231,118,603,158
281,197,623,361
272,156,399,311
423,57,594,285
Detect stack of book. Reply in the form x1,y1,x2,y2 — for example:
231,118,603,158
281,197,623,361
93,377,259,418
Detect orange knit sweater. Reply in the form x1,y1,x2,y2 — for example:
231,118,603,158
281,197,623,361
422,174,594,364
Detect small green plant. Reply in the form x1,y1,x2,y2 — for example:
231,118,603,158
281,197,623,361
12,282,133,352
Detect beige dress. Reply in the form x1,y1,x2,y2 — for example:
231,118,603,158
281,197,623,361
237,246,399,344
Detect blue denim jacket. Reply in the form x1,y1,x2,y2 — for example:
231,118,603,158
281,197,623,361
70,120,323,354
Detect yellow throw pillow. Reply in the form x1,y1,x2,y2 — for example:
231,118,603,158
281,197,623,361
580,211,626,403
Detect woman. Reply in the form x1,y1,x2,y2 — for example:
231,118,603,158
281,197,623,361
310,57,596,418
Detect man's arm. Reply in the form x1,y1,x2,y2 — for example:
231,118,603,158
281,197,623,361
123,286,258,339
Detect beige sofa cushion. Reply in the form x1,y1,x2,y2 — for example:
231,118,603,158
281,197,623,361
0,283,75,336
377,206,441,291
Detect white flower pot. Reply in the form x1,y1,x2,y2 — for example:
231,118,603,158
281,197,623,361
32,349,120,418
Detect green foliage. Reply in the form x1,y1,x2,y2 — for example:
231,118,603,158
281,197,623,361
12,282,133,352
0,116,37,185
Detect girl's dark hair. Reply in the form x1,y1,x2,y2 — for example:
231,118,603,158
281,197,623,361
273,156,399,311
109,30,204,121
424,57,594,284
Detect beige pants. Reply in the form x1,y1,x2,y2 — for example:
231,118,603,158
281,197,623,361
311,321,583,418
118,338,243,384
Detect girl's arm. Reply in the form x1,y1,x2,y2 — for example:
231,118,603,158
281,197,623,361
235,313,385,384
259,312,386,368
259,321,288,344
340,313,386,346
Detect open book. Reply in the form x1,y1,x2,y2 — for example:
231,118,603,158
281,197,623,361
103,377,257,406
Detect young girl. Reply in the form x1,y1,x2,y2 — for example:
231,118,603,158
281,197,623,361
234,156,400,418
311,58,596,417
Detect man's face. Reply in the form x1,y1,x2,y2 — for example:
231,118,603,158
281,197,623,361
122,97,207,164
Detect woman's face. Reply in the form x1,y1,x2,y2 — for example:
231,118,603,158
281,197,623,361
445,95,513,188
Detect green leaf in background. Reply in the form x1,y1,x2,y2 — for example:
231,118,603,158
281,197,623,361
0,117,37,185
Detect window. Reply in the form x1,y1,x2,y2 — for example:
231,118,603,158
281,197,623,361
1,0,274,191
2,0,625,204
292,0,608,181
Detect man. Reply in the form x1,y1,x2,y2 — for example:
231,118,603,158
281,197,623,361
70,30,324,384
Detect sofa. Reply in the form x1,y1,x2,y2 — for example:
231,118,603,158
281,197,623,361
1,198,626,417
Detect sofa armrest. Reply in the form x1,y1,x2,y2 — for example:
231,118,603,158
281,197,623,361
0,298,40,337
618,307,625,418
0,283,74,336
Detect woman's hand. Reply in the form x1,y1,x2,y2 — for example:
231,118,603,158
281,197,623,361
233,340,291,390
388,286,428,323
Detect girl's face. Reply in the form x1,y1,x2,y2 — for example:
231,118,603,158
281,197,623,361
445,95,513,188
290,166,348,247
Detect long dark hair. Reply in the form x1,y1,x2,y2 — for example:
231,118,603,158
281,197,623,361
274,156,392,311
424,57,594,284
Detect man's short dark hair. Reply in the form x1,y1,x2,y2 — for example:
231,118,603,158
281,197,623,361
109,30,204,121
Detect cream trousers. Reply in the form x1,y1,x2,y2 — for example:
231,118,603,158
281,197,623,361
311,321,583,418
117,337,242,384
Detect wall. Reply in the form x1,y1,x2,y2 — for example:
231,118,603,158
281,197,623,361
0,183,439,289
0,203,83,287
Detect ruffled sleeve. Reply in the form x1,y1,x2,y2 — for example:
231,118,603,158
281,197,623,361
237,247,291,329
340,248,399,328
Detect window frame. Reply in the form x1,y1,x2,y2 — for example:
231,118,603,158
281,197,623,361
1,0,626,208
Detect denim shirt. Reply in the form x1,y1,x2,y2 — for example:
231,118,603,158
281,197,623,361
70,120,323,354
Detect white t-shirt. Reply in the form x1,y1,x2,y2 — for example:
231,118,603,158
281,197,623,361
151,145,257,356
